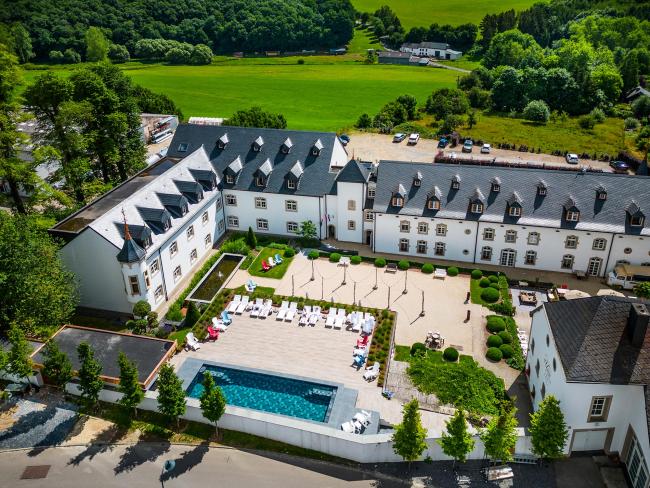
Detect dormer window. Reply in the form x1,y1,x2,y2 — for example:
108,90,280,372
256,176,266,187
596,186,607,200
312,139,323,156
287,179,296,190
451,175,461,190
471,203,483,214
566,210,580,222
177,143,188,152
413,171,422,187
491,177,501,193
392,196,404,207
537,181,547,196
631,215,645,227
428,198,440,210
252,136,264,152
509,205,522,217
217,133,229,149
627,201,645,227
281,137,293,154
226,174,234,184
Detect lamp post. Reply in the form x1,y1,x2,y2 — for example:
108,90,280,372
310,258,315,281
373,267,378,290
353,282,356,303
402,268,408,294
292,275,295,296
342,262,347,286
387,286,391,309
420,290,425,317
321,277,324,300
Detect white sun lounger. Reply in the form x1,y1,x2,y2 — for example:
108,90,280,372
299,305,311,326
351,312,362,333
363,362,380,381
227,295,242,313
353,410,372,427
309,306,321,326
259,299,273,318
250,298,263,318
285,302,298,322
276,301,289,320
334,309,346,330
434,268,447,279
185,332,201,351
235,296,250,314
325,308,337,328
341,420,362,434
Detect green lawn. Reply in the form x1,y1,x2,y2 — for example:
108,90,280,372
437,58,482,71
351,0,541,29
347,28,382,54
248,248,293,279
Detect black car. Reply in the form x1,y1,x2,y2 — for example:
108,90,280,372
609,160,630,173
318,242,359,256
339,134,350,145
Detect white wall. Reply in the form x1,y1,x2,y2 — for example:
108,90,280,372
335,182,365,243
330,138,349,168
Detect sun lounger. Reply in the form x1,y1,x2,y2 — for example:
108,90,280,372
259,299,273,318
262,261,271,272
353,410,372,427
352,313,362,333
353,345,366,357
207,325,219,341
357,336,369,348
363,362,380,381
299,305,311,326
274,253,283,264
309,306,321,326
325,308,337,328
285,302,298,322
221,310,232,325
434,268,447,280
341,420,362,434
268,256,276,267
250,298,263,318
333,309,346,330
185,332,201,351
353,353,366,368
227,295,242,313
235,295,249,314
246,279,257,292
211,317,228,332
276,301,289,320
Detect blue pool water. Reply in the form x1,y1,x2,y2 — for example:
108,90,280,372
186,365,337,422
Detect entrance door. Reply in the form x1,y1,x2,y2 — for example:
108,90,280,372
572,430,608,452
365,230,373,246
328,225,336,239
588,257,602,276
627,434,649,488
500,249,516,267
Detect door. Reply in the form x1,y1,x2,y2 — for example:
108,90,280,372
572,430,608,452
588,257,602,276
328,225,336,239
627,435,649,488
500,249,516,267
365,230,373,246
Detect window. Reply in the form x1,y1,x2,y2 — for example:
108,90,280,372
391,196,403,207
565,235,578,249
483,228,495,241
348,220,356,230
348,200,356,211
205,234,212,248
451,181,460,190
553,358,557,371
435,242,446,256
129,276,140,295
285,200,297,212
257,218,268,231
428,199,440,210
531,338,535,354
216,197,222,210
525,250,537,265
471,203,483,214
173,265,182,282
535,359,540,377
418,222,428,234
592,238,607,251
509,206,522,217
505,230,517,243
202,211,209,225
190,249,198,264
367,187,376,198
399,238,409,252
255,197,267,209
588,396,612,422
597,191,607,200
537,186,547,196
541,383,546,399
226,174,234,184
287,179,296,190
227,215,239,228
492,183,500,193
150,258,160,276
481,246,492,261
256,176,265,187
144,270,151,289
546,334,550,346
527,232,540,245
413,178,421,187
436,224,447,236
170,241,178,257
417,240,427,254
588,257,603,276
225,194,237,206
154,285,164,303
561,255,574,269
400,220,410,233
566,210,580,222
631,215,645,227
186,225,194,241
218,219,224,232
177,143,188,152
364,210,374,221
287,221,299,233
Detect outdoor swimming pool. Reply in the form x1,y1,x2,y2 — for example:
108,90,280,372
186,365,337,422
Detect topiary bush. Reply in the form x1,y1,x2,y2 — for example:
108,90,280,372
489,282,500,289
486,316,506,333
498,331,513,344
481,287,500,303
410,342,427,357
329,253,341,263
486,347,503,361
499,344,514,359
488,275,499,283
166,302,183,322
350,255,362,265
479,277,490,288
375,257,386,268
308,250,319,260
443,347,459,362
447,266,459,276
471,269,483,279
421,263,434,274
487,335,503,348
283,248,295,258
398,260,410,270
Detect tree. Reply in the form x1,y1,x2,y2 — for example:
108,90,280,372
364,50,376,64
438,409,475,466
77,342,103,410
133,300,151,318
491,67,525,112
185,301,201,328
85,27,109,62
10,24,33,64
483,29,544,69
199,371,227,435
7,324,34,387
529,395,568,460
440,114,463,134
299,220,318,243
634,282,650,298
356,113,372,129
589,64,623,103
467,110,477,129
108,44,130,63
392,399,427,467
523,100,550,123
42,341,73,389
632,96,650,120
63,48,81,64
425,88,469,119
227,106,287,129
396,94,418,120
117,352,144,417
156,363,186,427
246,226,257,249
480,400,518,464
637,126,650,163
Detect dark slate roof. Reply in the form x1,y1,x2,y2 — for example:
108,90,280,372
337,160,370,184
167,125,342,197
373,161,650,235
115,223,151,249
116,234,146,263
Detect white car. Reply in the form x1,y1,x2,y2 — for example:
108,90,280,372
566,153,579,164
481,143,491,154
408,133,420,145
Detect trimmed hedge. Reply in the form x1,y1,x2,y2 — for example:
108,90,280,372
489,283,500,290
443,347,459,362
308,250,319,260
375,257,386,268
283,248,295,258
479,277,490,288
486,347,503,361
398,260,410,270
447,266,459,276
498,331,513,344
329,253,341,263
486,316,506,333
350,255,362,265
499,344,514,359
471,269,483,279
487,335,503,347
488,275,499,283
481,287,500,303
410,342,427,357
421,263,434,274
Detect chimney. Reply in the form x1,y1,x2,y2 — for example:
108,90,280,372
628,303,650,347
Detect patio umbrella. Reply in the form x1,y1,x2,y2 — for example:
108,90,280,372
597,288,625,297
564,289,591,300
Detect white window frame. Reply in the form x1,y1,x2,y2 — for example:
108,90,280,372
505,230,517,243
483,228,495,241
255,176,265,187
631,215,645,227
367,187,376,198
416,240,427,254
509,206,522,217
566,210,580,222
257,218,269,231
399,238,409,252
225,174,234,184
186,225,195,241
524,250,537,265
592,238,607,251
255,197,267,209
436,224,447,237
565,235,578,249
348,220,356,230
392,196,404,207
285,200,297,212
225,194,237,206
588,396,611,422
428,199,440,210
150,258,160,276
418,222,428,234
173,265,182,283
227,215,239,228
287,179,296,190
561,254,574,269
169,241,178,258
364,210,374,221
481,246,492,260
129,275,140,296
287,221,299,233
527,232,540,245
154,285,164,303
190,248,198,264
471,203,483,214
400,220,410,233
205,233,212,248
435,242,446,256
202,211,209,225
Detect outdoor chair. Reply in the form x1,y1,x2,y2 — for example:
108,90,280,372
325,308,337,328
262,261,271,272
221,310,232,325
285,302,298,322
227,295,241,313
353,410,372,427
259,299,273,318
434,268,447,280
341,420,362,434
386,263,397,273
211,317,228,332
299,305,311,326
235,296,250,314
185,332,201,351
353,353,366,368
334,309,346,330
268,256,276,267
274,253,283,264
276,301,289,320
309,306,321,326
363,362,380,381
207,325,219,341
246,279,257,292
250,298,263,318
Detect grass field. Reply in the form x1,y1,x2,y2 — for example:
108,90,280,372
351,0,541,29
248,248,292,279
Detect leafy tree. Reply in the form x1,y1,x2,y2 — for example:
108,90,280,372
133,300,151,318
49,50,64,63
467,87,491,109
108,44,130,63
7,324,34,387
440,114,463,134
130,85,183,118
479,9,517,50
227,106,287,129
10,24,33,63
439,409,475,465
117,352,144,416
185,301,201,328
85,27,109,62
299,220,318,243
199,371,227,435
483,29,544,70
63,48,81,64
523,100,550,123
632,96,650,120
356,113,372,129
77,342,103,409
634,282,650,298
364,50,376,65
491,67,525,112
246,226,257,249
156,363,186,427
589,63,623,103
480,399,518,464
529,395,568,460
636,126,650,163
42,340,73,388
396,94,418,120
425,88,469,119
467,110,477,129
392,399,427,467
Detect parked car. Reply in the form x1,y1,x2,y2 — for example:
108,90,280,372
481,143,491,154
392,133,406,143
407,133,420,145
609,160,630,173
318,242,359,256
437,138,448,148
462,139,473,153
566,153,579,164
339,134,350,145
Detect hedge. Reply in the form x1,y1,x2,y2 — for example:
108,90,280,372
499,344,514,359
471,269,483,279
498,331,513,344
487,316,506,333
488,275,499,283
443,347,459,362
283,248,295,258
486,347,503,361
375,257,386,268
350,255,362,265
447,266,459,276
479,277,490,288
308,250,319,260
487,335,503,347
481,287,500,303
329,253,341,263
410,342,427,357
398,260,410,270
421,263,434,274
489,283,500,290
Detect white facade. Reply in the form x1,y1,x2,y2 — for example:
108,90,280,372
400,43,462,60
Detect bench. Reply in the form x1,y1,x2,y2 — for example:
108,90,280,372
386,263,397,273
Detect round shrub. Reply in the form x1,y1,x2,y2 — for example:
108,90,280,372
489,282,500,290
421,263,434,274
443,347,459,362
500,344,514,358
350,255,362,265
486,347,503,361
479,277,490,288
523,100,550,123
625,117,640,130
447,266,459,276
375,257,386,268
329,253,341,263
488,275,499,283
487,335,503,348
398,260,410,270
471,269,483,279
308,250,319,260
486,316,506,333
410,342,427,357
283,248,295,258
481,287,500,303
498,331,513,344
